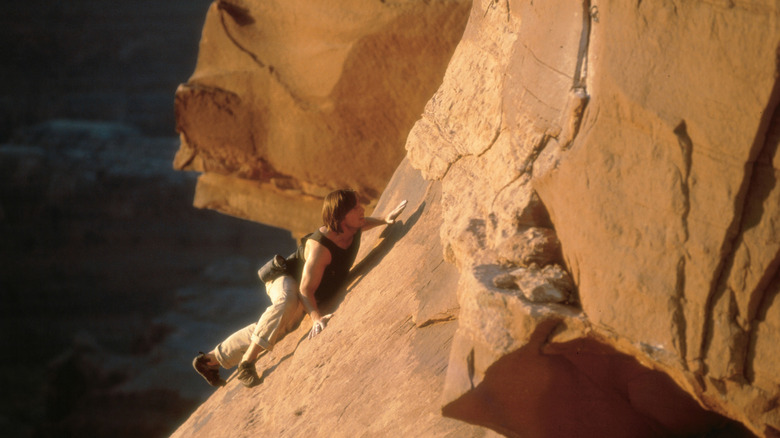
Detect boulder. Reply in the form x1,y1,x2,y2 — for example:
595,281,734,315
170,160,489,437
173,0,780,436
173,0,471,236
407,0,780,436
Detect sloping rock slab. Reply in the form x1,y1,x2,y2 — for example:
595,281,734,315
171,159,489,437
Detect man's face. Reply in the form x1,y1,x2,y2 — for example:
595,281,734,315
341,204,366,230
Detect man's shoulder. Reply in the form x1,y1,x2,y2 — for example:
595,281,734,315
305,237,333,264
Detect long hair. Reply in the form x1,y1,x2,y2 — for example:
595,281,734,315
322,189,358,232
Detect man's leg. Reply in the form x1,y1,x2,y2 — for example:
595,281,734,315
212,323,256,369
193,321,256,387
211,275,297,369
248,276,304,354
236,275,304,387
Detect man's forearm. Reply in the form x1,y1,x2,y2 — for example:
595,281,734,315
299,290,321,321
362,216,390,230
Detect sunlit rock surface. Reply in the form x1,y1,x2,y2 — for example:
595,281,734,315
174,0,780,436
407,0,779,436
173,0,471,236
171,160,489,437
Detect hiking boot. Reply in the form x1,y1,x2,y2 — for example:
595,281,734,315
192,352,226,387
237,361,262,388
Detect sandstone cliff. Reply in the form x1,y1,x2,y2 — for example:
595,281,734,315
173,0,471,236
174,0,780,436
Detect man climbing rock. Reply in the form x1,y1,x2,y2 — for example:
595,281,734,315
193,189,407,387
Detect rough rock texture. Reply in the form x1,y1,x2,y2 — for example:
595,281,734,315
407,0,780,436
171,161,490,437
173,0,780,437
173,0,471,236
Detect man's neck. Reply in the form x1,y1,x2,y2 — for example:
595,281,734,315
340,224,359,236
326,225,358,247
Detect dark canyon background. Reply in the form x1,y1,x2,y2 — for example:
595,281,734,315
0,2,294,436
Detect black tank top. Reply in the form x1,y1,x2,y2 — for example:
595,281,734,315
293,229,361,304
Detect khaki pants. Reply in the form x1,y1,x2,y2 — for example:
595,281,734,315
213,275,305,369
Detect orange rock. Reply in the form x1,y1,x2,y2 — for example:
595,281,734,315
175,0,780,436
174,0,471,236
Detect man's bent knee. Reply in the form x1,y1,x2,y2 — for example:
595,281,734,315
250,334,272,351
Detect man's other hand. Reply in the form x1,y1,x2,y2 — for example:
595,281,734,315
308,314,333,339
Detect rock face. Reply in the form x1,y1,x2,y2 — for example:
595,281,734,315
173,0,780,437
173,0,471,235
171,161,488,437
408,0,780,436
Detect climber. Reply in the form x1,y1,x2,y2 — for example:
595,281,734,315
192,189,408,388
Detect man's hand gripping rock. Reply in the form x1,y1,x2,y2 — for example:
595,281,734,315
308,313,333,339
